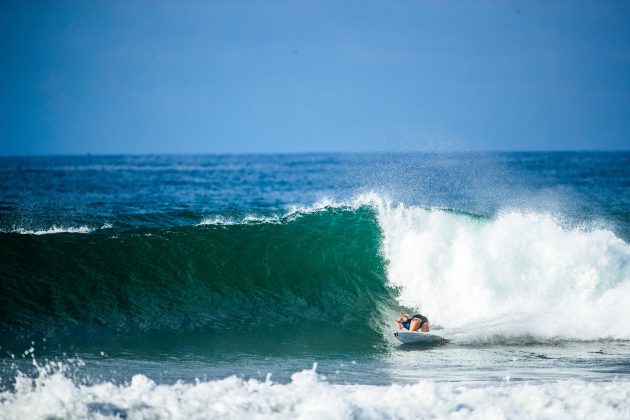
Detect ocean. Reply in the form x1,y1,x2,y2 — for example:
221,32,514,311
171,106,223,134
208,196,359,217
0,152,629,419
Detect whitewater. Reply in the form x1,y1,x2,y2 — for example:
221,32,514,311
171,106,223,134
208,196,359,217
1,153,629,419
3,363,630,419
374,198,630,343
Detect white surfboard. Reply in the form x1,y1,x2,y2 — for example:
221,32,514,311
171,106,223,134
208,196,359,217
393,330,445,344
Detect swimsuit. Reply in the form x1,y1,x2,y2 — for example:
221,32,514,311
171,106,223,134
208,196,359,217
401,314,429,330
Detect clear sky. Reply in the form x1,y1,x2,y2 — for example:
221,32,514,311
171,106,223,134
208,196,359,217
2,0,630,154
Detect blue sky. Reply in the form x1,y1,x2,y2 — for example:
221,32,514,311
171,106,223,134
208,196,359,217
2,0,630,154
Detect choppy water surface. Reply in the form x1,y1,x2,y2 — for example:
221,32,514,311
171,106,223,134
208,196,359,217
1,152,629,418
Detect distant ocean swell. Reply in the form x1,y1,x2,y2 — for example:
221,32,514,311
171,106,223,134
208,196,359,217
1,196,629,351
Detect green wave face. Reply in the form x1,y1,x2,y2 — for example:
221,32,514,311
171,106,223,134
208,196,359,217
0,208,397,354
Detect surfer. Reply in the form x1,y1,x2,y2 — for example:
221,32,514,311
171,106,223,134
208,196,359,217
396,311,430,332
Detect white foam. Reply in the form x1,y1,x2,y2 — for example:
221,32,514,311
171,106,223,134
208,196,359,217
197,214,283,226
1,364,629,419
197,215,239,226
9,223,116,235
11,225,94,235
285,197,353,216
373,199,630,342
196,199,347,226
196,194,382,227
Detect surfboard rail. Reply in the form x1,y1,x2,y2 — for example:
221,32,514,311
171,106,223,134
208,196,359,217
394,330,445,344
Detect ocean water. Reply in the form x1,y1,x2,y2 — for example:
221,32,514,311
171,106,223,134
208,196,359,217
0,152,629,419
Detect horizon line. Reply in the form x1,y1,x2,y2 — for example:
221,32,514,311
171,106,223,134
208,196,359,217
1,149,629,158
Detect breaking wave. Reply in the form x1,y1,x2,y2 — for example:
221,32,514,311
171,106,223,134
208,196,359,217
1,195,629,352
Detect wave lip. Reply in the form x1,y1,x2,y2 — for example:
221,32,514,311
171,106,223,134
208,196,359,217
196,196,377,226
197,214,283,226
1,363,629,420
